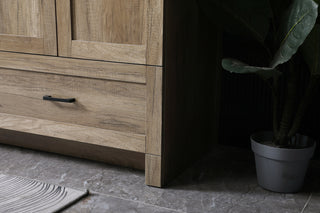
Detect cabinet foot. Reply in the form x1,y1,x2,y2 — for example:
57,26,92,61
145,154,162,187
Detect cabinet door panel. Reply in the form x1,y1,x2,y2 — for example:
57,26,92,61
0,0,41,37
56,0,163,65
72,0,144,45
0,0,57,55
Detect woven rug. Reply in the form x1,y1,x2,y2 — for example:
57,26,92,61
0,173,88,213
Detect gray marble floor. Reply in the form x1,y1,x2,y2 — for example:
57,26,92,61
0,144,319,213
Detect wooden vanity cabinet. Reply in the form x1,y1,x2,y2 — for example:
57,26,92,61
0,0,219,187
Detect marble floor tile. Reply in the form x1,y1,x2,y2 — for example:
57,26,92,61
0,144,318,212
301,193,320,213
63,193,183,213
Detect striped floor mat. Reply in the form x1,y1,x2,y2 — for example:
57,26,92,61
0,174,88,213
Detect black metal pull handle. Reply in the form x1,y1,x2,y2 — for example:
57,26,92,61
43,95,76,103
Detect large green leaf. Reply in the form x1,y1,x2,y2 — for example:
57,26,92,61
270,0,318,68
302,24,320,75
222,58,281,80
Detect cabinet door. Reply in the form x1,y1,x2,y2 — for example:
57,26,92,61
56,0,163,65
0,0,57,55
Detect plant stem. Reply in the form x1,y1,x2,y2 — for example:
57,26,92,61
288,76,320,137
275,64,299,145
272,76,280,136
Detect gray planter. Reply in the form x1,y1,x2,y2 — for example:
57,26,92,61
251,132,316,193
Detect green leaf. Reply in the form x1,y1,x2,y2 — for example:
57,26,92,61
222,58,281,80
302,24,320,75
270,0,318,68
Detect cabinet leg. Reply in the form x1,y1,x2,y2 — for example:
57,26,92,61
145,154,162,187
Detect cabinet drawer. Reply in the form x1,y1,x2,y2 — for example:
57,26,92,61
0,68,146,135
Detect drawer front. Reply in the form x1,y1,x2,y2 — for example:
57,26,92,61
0,68,146,135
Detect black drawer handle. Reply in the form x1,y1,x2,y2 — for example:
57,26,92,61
43,95,76,103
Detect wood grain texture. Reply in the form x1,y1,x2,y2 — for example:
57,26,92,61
42,0,57,55
146,0,163,65
146,67,162,155
145,154,162,187
56,0,163,65
0,35,44,54
72,0,144,45
0,68,146,134
56,0,72,56
0,113,145,153
0,129,145,170
56,0,146,63
0,52,146,84
0,0,41,37
0,0,56,55
71,40,146,64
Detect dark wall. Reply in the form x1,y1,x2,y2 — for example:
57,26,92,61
219,33,272,148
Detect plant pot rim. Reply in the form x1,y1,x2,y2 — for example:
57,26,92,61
251,131,316,161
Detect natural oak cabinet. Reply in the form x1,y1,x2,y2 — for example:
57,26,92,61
0,0,57,55
0,0,218,187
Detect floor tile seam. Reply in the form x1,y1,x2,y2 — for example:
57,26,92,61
88,190,186,213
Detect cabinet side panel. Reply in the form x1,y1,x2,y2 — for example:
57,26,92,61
162,0,221,184
146,67,162,155
146,0,164,66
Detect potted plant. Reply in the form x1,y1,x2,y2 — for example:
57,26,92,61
200,0,320,192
